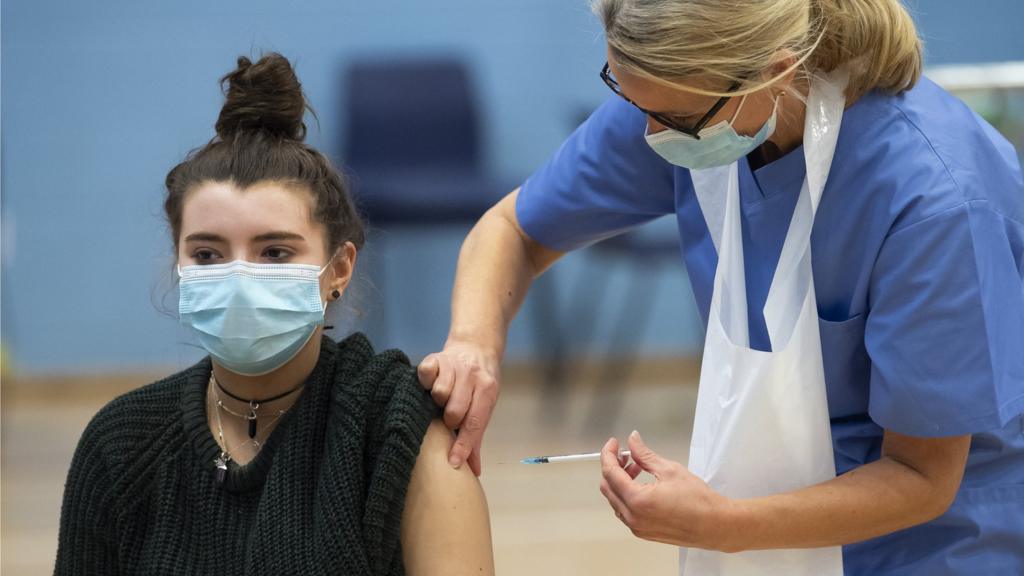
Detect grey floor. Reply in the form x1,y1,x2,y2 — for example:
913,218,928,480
2,363,699,575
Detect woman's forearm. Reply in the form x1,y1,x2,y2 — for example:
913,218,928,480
447,189,562,361
725,434,971,551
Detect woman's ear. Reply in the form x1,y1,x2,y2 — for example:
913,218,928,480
327,241,358,299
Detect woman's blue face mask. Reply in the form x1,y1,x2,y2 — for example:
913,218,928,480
177,259,332,376
645,93,782,170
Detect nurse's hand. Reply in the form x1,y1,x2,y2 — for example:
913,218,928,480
600,431,738,552
418,341,500,477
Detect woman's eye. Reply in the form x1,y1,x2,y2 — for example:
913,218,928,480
263,247,293,261
193,249,220,263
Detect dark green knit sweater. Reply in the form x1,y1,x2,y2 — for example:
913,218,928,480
54,333,437,576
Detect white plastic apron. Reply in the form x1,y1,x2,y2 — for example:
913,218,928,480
680,68,849,576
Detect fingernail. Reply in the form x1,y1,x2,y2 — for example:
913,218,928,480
630,430,640,440
449,455,462,469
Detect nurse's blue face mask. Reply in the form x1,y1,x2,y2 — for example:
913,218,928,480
600,61,780,170
645,92,782,170
177,258,334,376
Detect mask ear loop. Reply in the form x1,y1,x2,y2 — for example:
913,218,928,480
318,249,341,277
727,94,750,126
729,90,785,131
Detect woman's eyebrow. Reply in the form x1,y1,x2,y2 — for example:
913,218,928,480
183,232,227,243
251,231,307,243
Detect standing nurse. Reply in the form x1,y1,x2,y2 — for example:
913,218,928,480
418,0,1024,573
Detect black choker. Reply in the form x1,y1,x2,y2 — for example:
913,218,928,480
213,375,305,438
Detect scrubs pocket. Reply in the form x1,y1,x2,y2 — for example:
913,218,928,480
818,313,870,415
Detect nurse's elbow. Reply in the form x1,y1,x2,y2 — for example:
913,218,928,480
924,483,959,522
899,465,963,526
882,431,970,525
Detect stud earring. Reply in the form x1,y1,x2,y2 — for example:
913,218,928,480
331,289,341,300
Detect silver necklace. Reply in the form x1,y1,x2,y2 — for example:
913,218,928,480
212,373,303,438
210,376,289,484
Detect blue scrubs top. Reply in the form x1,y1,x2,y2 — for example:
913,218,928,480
517,77,1024,574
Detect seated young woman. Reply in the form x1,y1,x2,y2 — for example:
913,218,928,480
54,52,494,576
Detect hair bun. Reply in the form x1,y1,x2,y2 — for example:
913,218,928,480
215,53,308,141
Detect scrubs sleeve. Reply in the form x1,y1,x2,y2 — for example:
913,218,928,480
866,200,1024,437
515,97,676,252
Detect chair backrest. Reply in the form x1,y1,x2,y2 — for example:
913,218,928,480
343,58,480,172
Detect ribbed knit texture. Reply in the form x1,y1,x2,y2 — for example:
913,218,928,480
54,333,437,576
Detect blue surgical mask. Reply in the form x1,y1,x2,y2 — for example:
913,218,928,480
177,259,332,376
645,94,780,170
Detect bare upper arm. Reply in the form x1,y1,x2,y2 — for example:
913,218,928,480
401,419,495,576
492,188,564,277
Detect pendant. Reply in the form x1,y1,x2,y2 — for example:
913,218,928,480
214,452,229,484
248,401,259,439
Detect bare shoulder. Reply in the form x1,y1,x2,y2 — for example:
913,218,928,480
401,420,495,576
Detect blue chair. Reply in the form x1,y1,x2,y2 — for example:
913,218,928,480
340,57,519,345
343,58,510,224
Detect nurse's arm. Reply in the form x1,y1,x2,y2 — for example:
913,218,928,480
417,188,565,475
444,187,564,360
725,429,971,551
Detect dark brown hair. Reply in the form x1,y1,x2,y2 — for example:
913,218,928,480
164,53,365,254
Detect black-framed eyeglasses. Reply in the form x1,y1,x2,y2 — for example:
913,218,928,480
600,62,737,140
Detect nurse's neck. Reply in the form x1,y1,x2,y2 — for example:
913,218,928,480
749,77,809,171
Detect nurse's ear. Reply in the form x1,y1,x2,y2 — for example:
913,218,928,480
325,241,358,300
762,50,801,97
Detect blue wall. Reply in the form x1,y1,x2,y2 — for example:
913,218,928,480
3,0,1023,374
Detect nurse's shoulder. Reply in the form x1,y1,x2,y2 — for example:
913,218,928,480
840,76,1024,231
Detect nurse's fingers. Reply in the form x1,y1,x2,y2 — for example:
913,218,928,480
627,430,668,478
442,363,474,430
417,354,440,389
448,379,496,475
601,437,637,502
428,353,456,408
624,460,643,480
600,476,632,526
466,444,482,478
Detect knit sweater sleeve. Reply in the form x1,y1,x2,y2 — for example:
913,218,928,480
54,404,122,575
360,350,439,575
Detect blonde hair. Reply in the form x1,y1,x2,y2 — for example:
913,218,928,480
595,0,922,101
